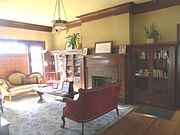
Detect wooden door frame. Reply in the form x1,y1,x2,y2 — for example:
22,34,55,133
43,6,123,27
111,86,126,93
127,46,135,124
177,23,180,42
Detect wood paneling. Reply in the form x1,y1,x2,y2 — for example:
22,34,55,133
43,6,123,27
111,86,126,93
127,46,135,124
0,1,179,31
83,53,127,103
133,0,180,14
0,19,52,32
77,2,133,23
85,54,119,67
178,24,180,42
68,20,81,28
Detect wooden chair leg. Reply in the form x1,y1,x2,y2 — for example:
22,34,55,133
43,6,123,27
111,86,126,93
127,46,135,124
116,106,119,115
61,116,65,128
82,123,84,135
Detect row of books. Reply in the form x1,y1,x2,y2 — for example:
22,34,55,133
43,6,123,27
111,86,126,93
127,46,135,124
137,50,169,60
154,50,169,59
152,69,168,78
135,68,168,78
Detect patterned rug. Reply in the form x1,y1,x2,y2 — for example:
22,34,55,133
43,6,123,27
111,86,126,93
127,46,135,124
2,95,133,135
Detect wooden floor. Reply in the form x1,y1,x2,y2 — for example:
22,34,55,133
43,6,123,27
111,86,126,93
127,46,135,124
96,107,180,135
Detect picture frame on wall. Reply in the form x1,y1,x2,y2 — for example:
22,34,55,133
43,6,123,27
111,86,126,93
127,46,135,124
119,45,126,54
94,41,113,54
83,48,88,55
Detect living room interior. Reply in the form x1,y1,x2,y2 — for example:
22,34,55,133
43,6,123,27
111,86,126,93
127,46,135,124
0,0,180,135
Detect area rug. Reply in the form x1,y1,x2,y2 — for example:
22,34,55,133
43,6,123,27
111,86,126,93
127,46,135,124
135,105,175,120
2,95,133,135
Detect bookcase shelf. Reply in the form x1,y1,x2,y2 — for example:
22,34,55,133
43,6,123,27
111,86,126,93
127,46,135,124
127,43,179,108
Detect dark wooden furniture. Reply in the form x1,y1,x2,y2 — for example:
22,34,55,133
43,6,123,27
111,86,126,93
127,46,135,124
34,81,77,103
61,82,121,135
126,43,180,108
82,53,127,103
48,46,128,103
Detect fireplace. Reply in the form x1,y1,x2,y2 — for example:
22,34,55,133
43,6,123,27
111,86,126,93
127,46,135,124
84,54,120,89
92,76,112,88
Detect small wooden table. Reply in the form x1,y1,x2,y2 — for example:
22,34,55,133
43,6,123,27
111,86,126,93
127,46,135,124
33,86,78,103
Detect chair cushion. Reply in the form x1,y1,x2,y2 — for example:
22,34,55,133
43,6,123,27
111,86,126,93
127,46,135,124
22,77,37,85
8,84,38,93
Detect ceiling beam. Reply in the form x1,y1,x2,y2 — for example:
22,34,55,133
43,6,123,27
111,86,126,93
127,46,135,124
0,0,179,32
0,19,52,32
68,20,81,28
133,0,180,14
77,2,133,23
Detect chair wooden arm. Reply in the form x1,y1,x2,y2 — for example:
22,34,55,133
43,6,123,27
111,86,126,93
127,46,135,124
0,86,10,96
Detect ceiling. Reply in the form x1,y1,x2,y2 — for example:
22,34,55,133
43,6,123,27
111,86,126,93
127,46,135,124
0,0,152,27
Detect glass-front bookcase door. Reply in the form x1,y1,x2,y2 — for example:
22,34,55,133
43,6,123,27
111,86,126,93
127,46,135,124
133,50,149,94
151,49,170,95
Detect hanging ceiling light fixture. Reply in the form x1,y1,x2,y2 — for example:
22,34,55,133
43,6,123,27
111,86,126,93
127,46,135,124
52,0,68,32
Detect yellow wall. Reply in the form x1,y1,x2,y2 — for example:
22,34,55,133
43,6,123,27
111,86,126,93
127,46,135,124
52,13,131,50
1,5,179,50
0,26,53,50
81,13,131,47
52,26,82,50
133,5,180,44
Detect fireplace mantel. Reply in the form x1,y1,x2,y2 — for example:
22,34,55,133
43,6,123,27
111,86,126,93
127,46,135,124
81,53,127,103
84,54,120,67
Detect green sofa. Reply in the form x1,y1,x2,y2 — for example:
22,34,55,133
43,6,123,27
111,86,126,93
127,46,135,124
0,72,42,100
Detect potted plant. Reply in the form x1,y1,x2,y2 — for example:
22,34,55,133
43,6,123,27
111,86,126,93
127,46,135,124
143,23,162,44
66,33,81,49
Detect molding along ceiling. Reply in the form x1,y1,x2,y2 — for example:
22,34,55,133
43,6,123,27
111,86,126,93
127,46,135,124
0,0,152,27
0,0,179,32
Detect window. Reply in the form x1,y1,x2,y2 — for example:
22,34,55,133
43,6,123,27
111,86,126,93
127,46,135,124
0,41,27,54
0,39,45,78
30,46,43,74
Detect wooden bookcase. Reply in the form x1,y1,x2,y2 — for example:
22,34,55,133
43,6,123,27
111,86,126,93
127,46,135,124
126,42,180,108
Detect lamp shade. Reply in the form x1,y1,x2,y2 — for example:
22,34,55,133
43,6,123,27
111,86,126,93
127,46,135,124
52,19,68,32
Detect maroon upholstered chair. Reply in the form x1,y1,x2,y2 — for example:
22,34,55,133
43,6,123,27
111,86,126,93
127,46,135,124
61,82,121,135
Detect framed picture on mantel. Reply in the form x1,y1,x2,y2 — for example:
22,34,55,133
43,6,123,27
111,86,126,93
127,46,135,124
94,41,112,54
119,45,126,54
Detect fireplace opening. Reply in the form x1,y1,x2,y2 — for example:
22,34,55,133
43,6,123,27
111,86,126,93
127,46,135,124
92,76,112,88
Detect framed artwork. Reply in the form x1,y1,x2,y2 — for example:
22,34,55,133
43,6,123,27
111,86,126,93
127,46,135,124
119,45,126,54
94,41,112,54
83,48,88,55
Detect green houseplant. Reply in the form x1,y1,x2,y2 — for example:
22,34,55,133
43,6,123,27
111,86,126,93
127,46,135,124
143,23,162,43
66,33,80,49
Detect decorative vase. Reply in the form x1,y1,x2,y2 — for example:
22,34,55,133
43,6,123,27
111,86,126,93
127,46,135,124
76,42,82,49
147,38,155,44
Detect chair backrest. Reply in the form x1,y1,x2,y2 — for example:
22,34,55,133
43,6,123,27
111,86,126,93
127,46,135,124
8,72,26,85
28,72,42,84
77,82,121,118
